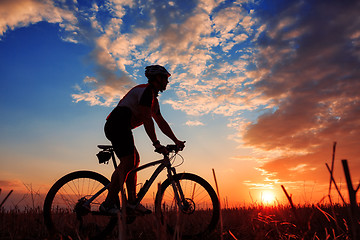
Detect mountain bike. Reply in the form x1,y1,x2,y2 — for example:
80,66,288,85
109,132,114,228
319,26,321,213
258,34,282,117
43,144,220,239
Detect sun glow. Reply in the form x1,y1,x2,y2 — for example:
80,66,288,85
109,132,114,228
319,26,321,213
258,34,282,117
261,191,276,205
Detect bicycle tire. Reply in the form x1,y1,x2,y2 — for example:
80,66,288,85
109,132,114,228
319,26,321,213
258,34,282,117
43,171,118,240
155,173,220,239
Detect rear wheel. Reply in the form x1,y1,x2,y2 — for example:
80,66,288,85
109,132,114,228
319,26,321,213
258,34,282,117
155,173,220,239
43,171,118,240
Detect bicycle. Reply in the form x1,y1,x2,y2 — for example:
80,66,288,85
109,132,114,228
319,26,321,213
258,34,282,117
43,144,220,239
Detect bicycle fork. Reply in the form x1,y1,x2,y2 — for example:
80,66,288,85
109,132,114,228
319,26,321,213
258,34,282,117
167,167,190,213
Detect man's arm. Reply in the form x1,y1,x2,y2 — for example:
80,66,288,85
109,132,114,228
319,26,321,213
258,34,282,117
138,105,158,144
153,111,183,146
138,105,170,154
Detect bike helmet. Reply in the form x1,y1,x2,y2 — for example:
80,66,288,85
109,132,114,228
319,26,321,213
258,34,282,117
145,65,171,78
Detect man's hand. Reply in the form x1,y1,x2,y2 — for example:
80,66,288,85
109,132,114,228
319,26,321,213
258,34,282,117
174,140,186,151
153,141,169,155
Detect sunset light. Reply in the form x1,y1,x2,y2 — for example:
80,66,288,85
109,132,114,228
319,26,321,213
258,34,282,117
261,191,276,205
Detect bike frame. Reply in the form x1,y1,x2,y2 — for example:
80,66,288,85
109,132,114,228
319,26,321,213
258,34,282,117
86,147,187,211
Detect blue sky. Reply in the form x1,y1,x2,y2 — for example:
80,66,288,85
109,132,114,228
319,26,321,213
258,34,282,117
1,0,360,207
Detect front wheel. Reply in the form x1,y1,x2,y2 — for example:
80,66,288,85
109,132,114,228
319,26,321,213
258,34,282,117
155,173,220,239
43,171,118,240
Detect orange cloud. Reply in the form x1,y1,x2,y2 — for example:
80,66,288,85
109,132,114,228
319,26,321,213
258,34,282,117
0,179,24,192
241,0,360,193
0,0,76,37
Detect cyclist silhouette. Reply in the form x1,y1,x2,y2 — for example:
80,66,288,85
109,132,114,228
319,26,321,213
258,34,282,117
100,65,185,214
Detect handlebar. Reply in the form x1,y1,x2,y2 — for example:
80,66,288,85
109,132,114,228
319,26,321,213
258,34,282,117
155,144,184,155
166,144,183,152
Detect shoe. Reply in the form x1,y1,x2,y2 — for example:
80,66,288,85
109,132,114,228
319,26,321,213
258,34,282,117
133,203,152,215
99,202,120,215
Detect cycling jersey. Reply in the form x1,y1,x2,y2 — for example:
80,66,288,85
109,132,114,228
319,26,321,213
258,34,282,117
107,84,159,129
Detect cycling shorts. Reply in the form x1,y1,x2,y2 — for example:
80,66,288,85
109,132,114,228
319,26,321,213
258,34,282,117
104,107,135,158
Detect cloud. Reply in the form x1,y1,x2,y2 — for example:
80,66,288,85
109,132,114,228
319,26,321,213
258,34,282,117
72,73,133,106
0,179,24,191
0,0,77,38
70,0,218,104
70,0,261,106
0,0,137,105
213,6,244,35
240,0,360,187
185,120,204,126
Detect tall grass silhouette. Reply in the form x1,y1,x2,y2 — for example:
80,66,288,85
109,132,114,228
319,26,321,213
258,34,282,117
1,143,358,239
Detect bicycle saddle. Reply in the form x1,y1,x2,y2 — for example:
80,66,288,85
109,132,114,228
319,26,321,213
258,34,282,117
97,145,113,150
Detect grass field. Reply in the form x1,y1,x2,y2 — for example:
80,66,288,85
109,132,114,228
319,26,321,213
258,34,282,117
0,203,355,240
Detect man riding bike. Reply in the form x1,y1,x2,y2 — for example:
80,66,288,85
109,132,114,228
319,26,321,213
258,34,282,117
100,65,185,214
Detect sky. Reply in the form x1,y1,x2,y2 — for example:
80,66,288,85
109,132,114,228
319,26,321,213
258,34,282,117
1,0,360,208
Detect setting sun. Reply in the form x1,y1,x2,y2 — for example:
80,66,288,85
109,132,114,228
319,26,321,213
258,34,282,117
261,191,276,204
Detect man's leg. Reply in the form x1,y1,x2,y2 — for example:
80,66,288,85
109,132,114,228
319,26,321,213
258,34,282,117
125,148,140,203
105,154,134,205
124,148,151,213
104,147,151,214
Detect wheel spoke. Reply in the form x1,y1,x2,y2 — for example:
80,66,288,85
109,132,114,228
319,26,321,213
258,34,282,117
44,171,117,240
191,183,196,200
156,173,219,238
